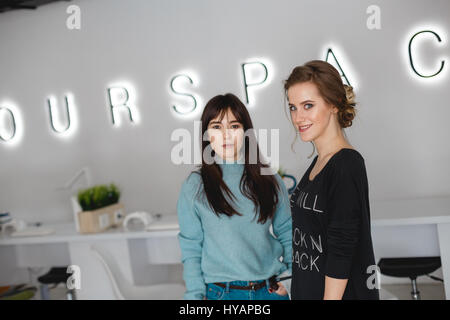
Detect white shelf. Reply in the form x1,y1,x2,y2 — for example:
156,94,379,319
371,196,450,227
0,214,179,246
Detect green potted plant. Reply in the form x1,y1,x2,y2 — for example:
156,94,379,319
76,184,125,234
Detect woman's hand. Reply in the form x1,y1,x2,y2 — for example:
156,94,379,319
276,282,288,296
269,282,288,296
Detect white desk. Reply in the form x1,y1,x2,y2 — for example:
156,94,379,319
2,199,449,300
371,197,450,299
0,214,180,246
0,214,182,299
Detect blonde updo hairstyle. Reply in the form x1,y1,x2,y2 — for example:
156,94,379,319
284,60,356,128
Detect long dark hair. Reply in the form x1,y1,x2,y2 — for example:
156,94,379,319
199,93,280,224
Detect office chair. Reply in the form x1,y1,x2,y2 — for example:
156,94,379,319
378,257,443,300
90,245,185,300
37,267,76,300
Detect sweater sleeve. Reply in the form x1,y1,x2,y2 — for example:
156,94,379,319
324,158,362,279
177,173,205,300
272,174,293,274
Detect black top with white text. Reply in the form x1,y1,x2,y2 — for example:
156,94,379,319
290,148,379,300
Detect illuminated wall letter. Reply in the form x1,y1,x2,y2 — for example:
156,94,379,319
107,87,135,125
47,95,72,133
0,107,16,142
325,48,351,86
241,62,268,104
170,74,197,115
408,30,445,78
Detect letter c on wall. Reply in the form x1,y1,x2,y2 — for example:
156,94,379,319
408,30,445,78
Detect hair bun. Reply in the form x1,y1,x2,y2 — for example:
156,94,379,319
339,85,356,128
343,84,356,106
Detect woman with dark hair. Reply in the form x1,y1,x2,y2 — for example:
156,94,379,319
284,60,379,300
177,93,292,300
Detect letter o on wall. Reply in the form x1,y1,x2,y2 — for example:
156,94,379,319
0,107,16,141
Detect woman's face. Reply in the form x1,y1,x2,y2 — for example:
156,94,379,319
207,108,244,162
287,81,338,142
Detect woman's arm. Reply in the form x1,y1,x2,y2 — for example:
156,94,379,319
323,156,364,299
323,276,348,300
177,174,205,300
272,174,293,295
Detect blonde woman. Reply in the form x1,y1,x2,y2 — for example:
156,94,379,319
284,61,379,300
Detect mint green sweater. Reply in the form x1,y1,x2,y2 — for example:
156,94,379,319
177,162,292,300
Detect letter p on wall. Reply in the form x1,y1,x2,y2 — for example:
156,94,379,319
241,60,271,105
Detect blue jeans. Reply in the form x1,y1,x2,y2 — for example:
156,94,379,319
206,279,290,300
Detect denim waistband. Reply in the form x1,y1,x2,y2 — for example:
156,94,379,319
219,279,265,286
209,278,272,292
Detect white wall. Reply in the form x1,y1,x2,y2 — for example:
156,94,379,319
1,0,449,224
